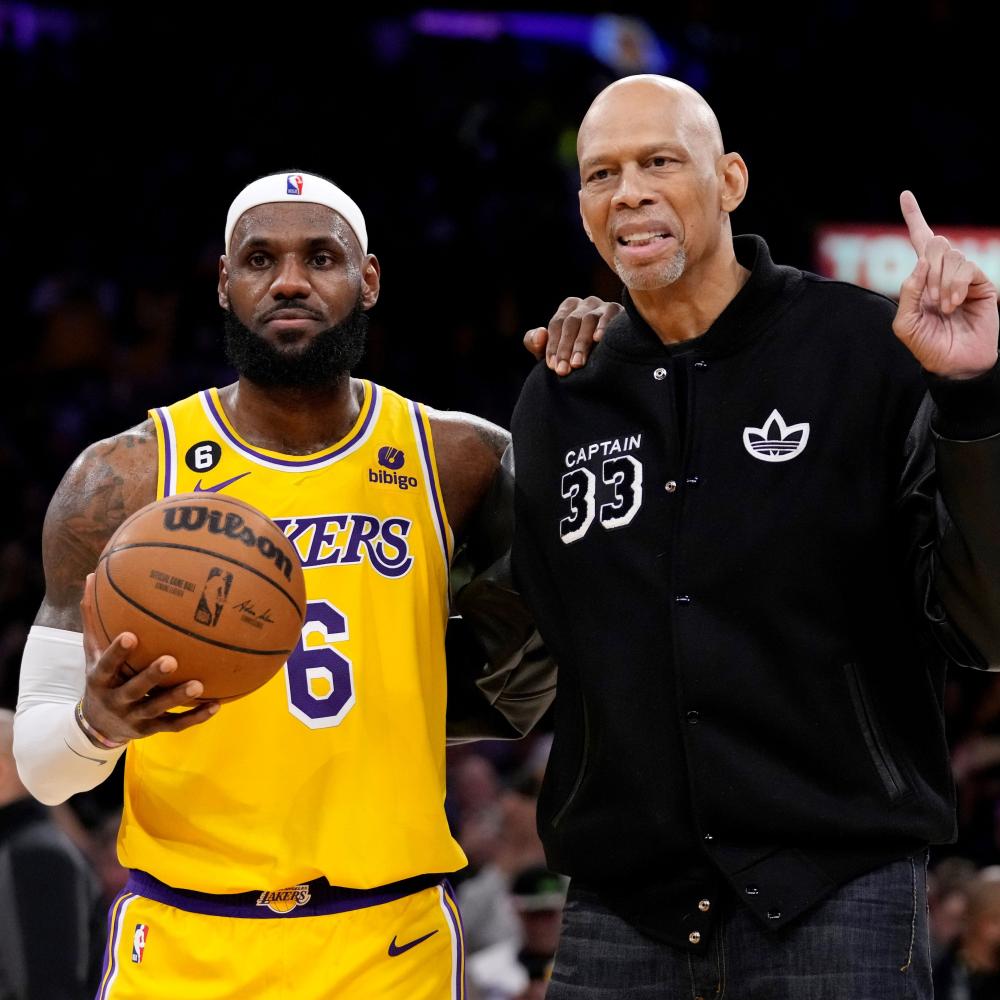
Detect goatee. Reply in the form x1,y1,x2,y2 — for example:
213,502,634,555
615,245,687,291
223,299,368,389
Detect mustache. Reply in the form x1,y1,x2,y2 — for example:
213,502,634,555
261,303,325,322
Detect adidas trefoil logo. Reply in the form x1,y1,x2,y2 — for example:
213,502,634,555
742,409,810,463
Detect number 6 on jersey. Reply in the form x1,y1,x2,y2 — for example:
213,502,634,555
285,599,356,728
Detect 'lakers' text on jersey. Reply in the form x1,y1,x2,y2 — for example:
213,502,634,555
121,382,465,893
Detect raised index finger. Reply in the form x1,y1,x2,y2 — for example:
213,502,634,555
900,190,934,257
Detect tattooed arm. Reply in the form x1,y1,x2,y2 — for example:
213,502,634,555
35,421,159,631
430,413,556,743
15,422,218,804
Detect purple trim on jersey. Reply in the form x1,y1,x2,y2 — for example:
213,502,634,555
201,385,379,468
153,407,173,497
124,870,443,920
411,402,449,559
441,881,466,999
96,889,133,1000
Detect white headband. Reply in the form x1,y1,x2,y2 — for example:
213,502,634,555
224,172,368,254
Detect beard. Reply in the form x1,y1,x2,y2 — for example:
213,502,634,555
223,298,368,389
614,245,688,291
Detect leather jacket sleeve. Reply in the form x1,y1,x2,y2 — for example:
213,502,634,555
445,444,556,743
909,361,1000,669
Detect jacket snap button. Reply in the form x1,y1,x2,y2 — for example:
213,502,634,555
688,931,701,944
686,710,700,725
698,899,711,913
653,367,668,380
665,480,678,493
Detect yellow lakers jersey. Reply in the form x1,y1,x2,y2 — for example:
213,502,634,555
118,381,466,892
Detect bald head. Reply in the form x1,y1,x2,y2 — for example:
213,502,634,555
579,75,724,165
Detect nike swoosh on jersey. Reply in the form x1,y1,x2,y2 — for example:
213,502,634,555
387,930,438,957
193,472,252,493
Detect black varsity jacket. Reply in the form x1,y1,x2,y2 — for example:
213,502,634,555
510,235,1000,948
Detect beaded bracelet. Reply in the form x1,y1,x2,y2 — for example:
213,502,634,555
75,701,128,750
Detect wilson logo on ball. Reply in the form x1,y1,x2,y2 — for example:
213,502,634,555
162,505,294,581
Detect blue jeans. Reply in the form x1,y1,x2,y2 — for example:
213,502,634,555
547,855,931,999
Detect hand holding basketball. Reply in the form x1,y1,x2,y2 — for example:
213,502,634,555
79,492,307,747
80,572,220,746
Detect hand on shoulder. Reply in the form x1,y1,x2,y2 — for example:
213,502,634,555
523,296,623,375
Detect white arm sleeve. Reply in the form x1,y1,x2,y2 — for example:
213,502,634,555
13,625,125,805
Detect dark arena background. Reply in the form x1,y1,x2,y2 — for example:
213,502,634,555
2,3,999,993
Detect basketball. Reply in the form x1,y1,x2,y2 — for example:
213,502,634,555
93,493,306,702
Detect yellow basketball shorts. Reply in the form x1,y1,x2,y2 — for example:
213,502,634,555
94,871,466,999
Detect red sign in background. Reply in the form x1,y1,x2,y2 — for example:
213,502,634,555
814,225,1000,297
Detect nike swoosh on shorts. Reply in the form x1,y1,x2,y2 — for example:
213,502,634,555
387,930,439,957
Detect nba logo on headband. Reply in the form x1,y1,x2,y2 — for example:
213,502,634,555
287,174,304,195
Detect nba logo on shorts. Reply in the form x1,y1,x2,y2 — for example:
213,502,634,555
132,924,149,964
287,174,304,195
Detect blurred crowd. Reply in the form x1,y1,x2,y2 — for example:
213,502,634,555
3,5,1000,998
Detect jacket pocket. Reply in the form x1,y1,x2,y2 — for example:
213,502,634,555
844,663,910,803
551,695,591,829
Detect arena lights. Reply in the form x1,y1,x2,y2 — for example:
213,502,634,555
411,10,674,74
0,3,78,49
815,224,1000,298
